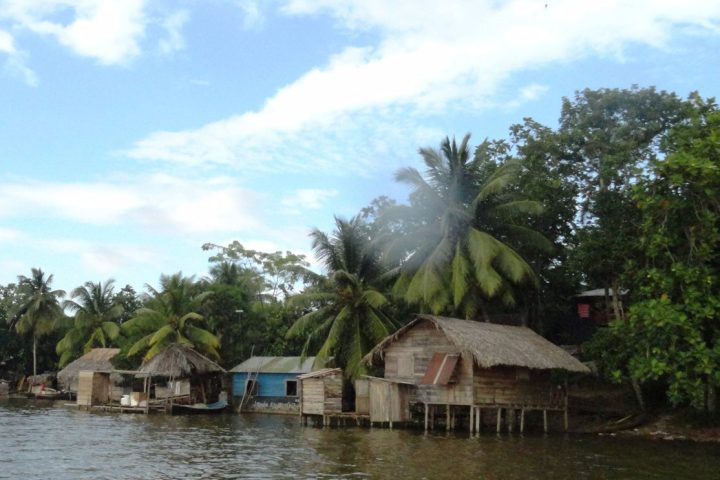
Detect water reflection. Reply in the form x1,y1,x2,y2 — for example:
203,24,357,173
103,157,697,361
1,398,719,479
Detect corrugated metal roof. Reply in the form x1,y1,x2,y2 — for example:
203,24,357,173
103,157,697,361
229,356,316,374
576,288,628,297
298,367,342,379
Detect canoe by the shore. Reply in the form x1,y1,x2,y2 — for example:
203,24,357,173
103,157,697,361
171,399,228,415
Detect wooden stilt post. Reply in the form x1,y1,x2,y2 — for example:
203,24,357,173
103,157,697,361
430,405,435,430
496,408,502,433
476,407,481,433
543,409,548,433
424,403,429,431
446,404,451,431
520,409,525,433
508,409,514,433
564,377,569,432
469,405,474,434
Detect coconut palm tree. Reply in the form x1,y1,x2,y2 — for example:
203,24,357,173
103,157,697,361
286,216,397,378
123,273,219,361
390,134,550,319
13,268,65,376
56,279,123,367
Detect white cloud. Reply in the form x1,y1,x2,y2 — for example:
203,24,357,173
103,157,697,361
127,0,720,173
237,0,265,31
80,244,158,277
2,0,149,65
0,174,264,235
281,188,338,214
0,227,23,242
504,83,550,110
0,1,195,82
158,9,188,55
0,27,38,85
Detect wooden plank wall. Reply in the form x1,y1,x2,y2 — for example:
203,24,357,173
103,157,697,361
77,370,94,406
324,375,343,414
300,378,325,415
300,374,344,415
474,367,562,408
382,321,474,405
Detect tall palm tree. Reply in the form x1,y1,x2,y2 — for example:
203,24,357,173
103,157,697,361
287,216,397,378
123,273,219,361
56,279,123,367
391,134,550,319
13,268,65,376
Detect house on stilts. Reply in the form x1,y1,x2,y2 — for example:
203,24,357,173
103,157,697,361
57,348,121,398
230,356,315,413
362,315,590,432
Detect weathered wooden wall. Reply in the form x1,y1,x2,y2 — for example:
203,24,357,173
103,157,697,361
354,379,369,415
77,370,93,406
300,374,343,415
368,379,410,423
473,367,562,408
77,371,110,406
382,320,474,405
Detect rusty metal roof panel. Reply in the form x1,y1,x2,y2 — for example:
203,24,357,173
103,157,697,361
420,353,459,385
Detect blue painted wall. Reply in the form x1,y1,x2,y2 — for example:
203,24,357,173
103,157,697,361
232,372,300,397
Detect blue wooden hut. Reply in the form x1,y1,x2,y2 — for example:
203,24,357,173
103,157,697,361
230,356,315,412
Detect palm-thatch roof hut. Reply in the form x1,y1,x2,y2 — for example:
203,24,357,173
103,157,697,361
138,344,226,404
362,315,590,432
138,344,225,377
57,348,120,393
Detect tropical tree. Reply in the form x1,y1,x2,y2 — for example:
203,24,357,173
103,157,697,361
588,98,720,412
390,134,549,319
560,86,687,319
12,268,65,376
122,273,219,362
287,216,398,378
56,280,123,367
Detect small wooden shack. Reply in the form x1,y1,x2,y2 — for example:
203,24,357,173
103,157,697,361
363,315,590,432
230,356,315,412
58,348,121,396
138,344,226,405
298,368,343,425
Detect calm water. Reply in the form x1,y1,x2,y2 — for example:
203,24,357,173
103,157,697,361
1,398,719,479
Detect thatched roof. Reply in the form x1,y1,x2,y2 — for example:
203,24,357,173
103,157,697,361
57,348,120,391
364,315,590,373
138,344,225,377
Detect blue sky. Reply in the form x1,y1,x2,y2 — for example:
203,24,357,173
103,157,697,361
1,0,719,294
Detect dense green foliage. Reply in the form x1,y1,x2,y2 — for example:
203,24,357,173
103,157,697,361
388,134,548,318
122,273,219,361
588,100,720,412
1,86,718,413
287,216,398,378
56,280,122,366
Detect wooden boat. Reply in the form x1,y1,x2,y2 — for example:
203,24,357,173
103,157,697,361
170,399,228,415
26,386,64,400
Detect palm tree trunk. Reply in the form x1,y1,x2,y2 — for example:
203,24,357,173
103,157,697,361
33,336,37,378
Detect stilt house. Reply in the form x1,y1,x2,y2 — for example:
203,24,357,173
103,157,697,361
298,368,344,425
57,348,121,396
138,344,226,405
363,315,590,432
230,356,315,412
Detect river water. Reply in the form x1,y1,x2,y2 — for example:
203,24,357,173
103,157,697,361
1,398,719,479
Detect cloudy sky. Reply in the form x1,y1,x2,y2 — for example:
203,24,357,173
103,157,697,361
1,0,719,293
